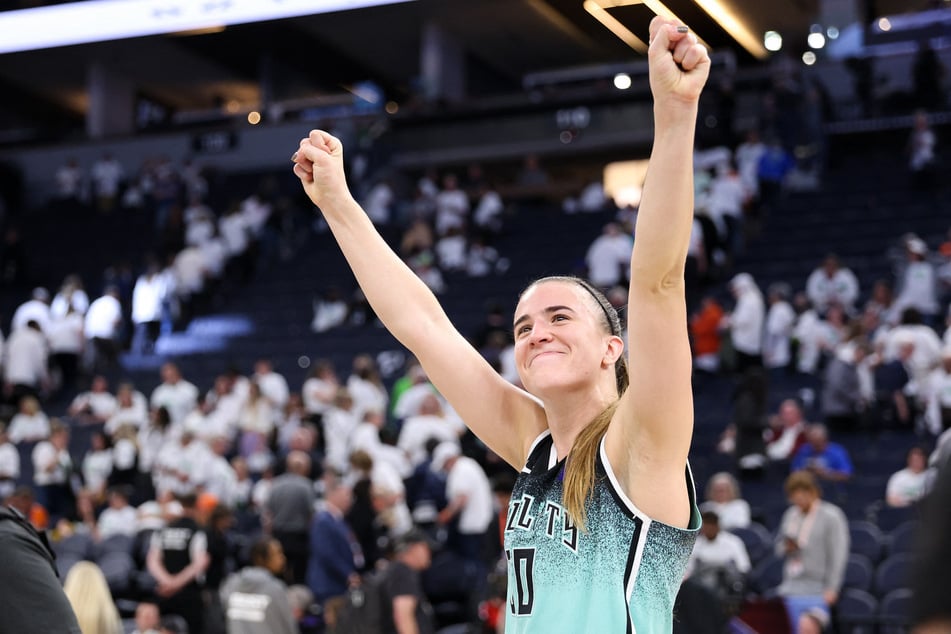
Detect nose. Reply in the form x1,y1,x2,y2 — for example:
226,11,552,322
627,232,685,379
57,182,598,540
528,323,552,345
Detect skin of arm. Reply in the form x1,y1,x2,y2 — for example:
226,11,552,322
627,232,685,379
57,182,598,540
605,16,710,529
392,596,419,634
294,137,546,469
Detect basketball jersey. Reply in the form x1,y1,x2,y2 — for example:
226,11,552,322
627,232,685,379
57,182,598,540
503,431,700,634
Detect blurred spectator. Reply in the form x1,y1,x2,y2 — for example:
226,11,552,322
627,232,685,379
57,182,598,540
865,279,897,326
147,493,210,634
435,227,467,272
63,560,123,634
690,296,724,373
267,451,315,585
31,420,74,524
821,343,870,432
221,538,298,634
908,111,937,188
306,477,361,613
69,375,118,425
756,138,794,213
517,154,550,187
54,157,83,208
0,422,19,500
735,129,766,199
132,261,168,355
466,236,504,278
685,510,750,602
151,363,199,425
806,254,859,314
84,286,122,373
893,238,939,322
81,430,113,500
409,251,445,294
311,288,349,333
707,162,748,258
97,485,138,540
886,446,932,508
764,399,810,462
776,471,849,634
700,472,751,530
764,282,796,370
105,382,150,436
50,274,89,319
347,355,388,422
362,178,394,225
432,441,493,567
870,338,913,429
585,223,633,289
791,424,853,482
11,287,51,334
911,454,951,634
8,395,50,444
400,217,435,257
302,360,338,426
47,304,85,395
434,174,469,237
91,152,124,214
379,529,435,634
472,182,504,237
4,320,50,404
398,395,462,467
254,358,289,413
131,602,161,634
725,273,765,372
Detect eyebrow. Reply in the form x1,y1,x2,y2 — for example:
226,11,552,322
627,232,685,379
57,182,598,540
513,305,577,329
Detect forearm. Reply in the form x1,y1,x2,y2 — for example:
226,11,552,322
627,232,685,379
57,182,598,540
322,197,451,347
630,104,698,288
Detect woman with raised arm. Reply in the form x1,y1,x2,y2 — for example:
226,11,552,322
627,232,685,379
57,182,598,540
293,16,709,633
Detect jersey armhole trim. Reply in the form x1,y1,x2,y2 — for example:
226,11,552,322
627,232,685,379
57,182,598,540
520,430,552,474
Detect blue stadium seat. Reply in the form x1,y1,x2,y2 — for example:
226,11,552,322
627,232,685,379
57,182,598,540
728,523,773,565
878,588,913,634
849,520,884,564
886,521,918,557
874,553,914,598
843,554,875,593
749,555,784,596
835,587,878,634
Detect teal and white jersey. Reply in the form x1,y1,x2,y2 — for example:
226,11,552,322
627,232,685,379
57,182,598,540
503,431,700,634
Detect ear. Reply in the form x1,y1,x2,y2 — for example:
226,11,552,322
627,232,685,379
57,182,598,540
602,334,625,367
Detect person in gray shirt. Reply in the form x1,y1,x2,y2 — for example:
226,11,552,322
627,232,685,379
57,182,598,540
267,451,316,583
221,538,298,634
775,470,849,634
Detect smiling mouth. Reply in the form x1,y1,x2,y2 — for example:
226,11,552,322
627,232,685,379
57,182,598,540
530,351,562,365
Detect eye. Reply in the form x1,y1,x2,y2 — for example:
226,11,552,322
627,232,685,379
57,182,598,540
552,314,569,323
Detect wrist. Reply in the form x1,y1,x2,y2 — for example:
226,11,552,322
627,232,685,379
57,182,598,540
653,100,699,128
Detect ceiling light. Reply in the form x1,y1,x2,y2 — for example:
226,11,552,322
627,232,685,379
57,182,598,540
247,111,261,125
826,26,839,39
878,17,891,31
682,0,766,58
764,31,782,52
385,101,399,114
807,32,826,49
614,73,632,90
583,0,712,55
802,51,816,65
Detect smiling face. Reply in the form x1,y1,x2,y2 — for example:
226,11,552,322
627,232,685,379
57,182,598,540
513,280,622,398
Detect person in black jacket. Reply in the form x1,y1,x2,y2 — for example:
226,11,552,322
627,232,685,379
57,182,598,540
0,505,81,634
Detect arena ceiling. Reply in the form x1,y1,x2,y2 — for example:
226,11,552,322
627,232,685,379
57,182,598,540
0,0,935,140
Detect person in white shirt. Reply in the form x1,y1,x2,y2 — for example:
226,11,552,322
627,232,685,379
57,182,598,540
894,238,939,321
472,184,504,236
150,363,199,425
68,375,118,425
11,287,51,334
8,395,50,444
32,421,74,522
132,262,167,355
685,510,751,580
398,395,464,467
301,360,338,423
47,305,85,395
431,442,494,565
363,179,394,225
91,152,124,213
735,129,766,198
351,409,412,479
346,354,388,422
253,359,289,412
886,446,932,508
81,431,114,500
435,227,468,272
434,174,470,237
311,288,349,333
84,286,122,373
725,272,765,371
322,388,360,475
105,382,150,437
700,472,752,530
585,223,634,289
237,382,275,474
764,282,797,370
0,423,21,500
97,486,138,540
805,254,860,315
706,163,749,257
4,320,49,400
50,275,89,319
54,158,83,206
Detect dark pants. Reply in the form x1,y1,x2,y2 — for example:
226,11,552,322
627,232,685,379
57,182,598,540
161,588,205,634
274,529,310,585
50,352,80,395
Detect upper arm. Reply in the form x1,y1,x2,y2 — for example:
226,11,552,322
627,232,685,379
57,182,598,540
412,322,547,469
392,596,417,631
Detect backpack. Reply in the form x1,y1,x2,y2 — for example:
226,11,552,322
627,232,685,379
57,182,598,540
331,569,387,634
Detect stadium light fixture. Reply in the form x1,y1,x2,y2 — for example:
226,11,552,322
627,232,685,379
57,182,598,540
807,32,825,49
614,73,632,89
763,30,782,52
583,0,711,55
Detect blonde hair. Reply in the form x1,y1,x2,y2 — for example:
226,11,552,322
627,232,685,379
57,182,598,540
62,561,122,634
521,276,629,532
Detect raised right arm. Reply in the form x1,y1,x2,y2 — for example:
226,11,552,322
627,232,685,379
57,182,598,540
294,132,546,468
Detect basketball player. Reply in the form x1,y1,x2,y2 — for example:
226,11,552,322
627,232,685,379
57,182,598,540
292,16,709,633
